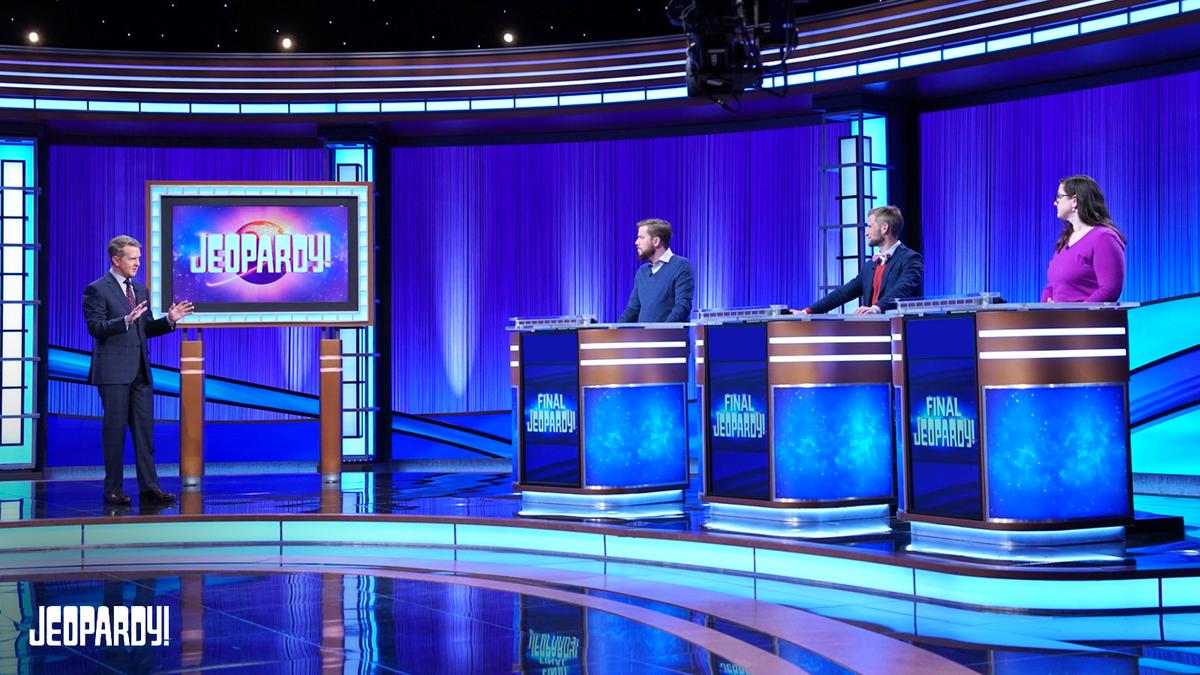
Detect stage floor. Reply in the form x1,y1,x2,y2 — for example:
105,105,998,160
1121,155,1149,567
4,472,1200,673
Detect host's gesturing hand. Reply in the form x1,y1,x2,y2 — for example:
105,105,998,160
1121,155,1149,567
168,300,195,323
125,300,149,326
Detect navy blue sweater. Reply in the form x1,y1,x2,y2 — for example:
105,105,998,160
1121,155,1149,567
618,254,695,323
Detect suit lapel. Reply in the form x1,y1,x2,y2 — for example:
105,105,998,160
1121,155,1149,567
104,273,126,310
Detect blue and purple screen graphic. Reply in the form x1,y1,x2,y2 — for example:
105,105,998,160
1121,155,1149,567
165,199,354,309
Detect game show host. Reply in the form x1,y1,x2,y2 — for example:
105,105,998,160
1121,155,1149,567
83,235,194,506
798,205,923,314
1042,175,1126,303
618,218,695,323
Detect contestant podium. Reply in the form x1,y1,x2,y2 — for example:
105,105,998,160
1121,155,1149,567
893,297,1134,545
697,307,896,537
509,316,690,519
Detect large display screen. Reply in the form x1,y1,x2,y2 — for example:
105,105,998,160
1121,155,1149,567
904,315,983,520
519,331,581,487
583,383,687,488
772,384,893,501
704,323,770,500
985,384,1130,521
147,183,372,326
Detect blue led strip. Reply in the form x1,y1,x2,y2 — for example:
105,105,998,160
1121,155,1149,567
0,139,37,470
0,2,1189,116
331,144,377,461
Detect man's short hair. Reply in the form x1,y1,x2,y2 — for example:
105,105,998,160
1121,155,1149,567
637,218,672,247
868,206,904,237
108,235,142,259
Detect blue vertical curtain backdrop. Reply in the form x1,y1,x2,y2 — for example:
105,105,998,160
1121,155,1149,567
391,125,841,414
48,145,329,421
920,69,1200,302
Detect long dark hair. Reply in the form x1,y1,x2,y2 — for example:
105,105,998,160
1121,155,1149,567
1055,175,1126,252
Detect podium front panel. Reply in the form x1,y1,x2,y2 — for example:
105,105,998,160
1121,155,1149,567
897,306,1133,529
518,330,582,488
513,324,689,493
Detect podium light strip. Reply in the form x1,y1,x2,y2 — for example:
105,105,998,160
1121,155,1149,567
579,341,687,350
579,357,688,366
768,354,893,363
769,335,891,344
979,349,1127,360
978,327,1126,338
509,361,519,367
509,345,519,351
891,333,902,341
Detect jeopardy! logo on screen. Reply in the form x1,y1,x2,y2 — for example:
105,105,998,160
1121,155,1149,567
190,227,333,278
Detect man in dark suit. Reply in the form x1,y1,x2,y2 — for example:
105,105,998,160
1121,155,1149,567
618,218,694,323
83,235,193,505
801,206,923,314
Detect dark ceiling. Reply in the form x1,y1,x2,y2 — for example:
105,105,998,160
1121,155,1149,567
1,1,887,53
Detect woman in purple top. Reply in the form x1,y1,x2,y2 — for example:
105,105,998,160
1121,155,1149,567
1041,175,1127,303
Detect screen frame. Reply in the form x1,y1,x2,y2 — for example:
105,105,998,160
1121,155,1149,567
146,181,374,327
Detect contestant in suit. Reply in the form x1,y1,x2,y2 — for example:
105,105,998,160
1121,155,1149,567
83,235,194,506
801,205,923,314
618,218,695,323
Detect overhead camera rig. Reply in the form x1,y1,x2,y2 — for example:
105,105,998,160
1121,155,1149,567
667,0,808,110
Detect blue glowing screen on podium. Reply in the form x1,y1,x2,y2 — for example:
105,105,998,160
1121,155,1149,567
772,384,893,501
704,323,770,500
583,384,687,488
519,331,580,487
904,315,983,520
985,384,1130,520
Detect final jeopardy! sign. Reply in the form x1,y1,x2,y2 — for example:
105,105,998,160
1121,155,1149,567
519,331,581,487
904,315,983,520
705,323,771,500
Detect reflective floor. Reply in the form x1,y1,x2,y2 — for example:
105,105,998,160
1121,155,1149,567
1,472,1197,571
5,473,1200,672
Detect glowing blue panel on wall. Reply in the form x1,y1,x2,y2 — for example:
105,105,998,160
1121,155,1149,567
330,143,376,460
520,331,580,487
985,384,1130,521
0,139,37,470
583,383,687,488
1133,408,1200,475
772,384,893,501
705,323,770,500
1128,296,1200,369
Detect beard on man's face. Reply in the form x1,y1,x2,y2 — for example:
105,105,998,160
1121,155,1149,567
638,245,653,261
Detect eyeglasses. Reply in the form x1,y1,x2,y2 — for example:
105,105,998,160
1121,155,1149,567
1054,193,1072,202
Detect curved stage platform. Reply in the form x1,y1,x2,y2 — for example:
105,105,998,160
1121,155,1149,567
4,473,1200,672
